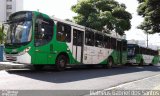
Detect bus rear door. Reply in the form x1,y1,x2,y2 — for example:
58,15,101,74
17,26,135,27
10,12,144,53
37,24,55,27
72,28,84,64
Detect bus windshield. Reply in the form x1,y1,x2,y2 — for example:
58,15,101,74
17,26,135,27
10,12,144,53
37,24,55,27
128,48,135,55
6,20,32,45
127,45,136,58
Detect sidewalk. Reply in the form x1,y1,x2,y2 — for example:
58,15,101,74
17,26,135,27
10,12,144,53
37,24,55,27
0,62,27,70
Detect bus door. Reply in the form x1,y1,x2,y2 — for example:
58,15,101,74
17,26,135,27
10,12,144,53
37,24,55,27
34,17,54,64
117,40,122,64
119,41,123,64
121,40,127,64
72,28,84,63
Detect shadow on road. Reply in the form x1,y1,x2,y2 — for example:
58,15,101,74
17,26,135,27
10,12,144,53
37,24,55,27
6,65,160,83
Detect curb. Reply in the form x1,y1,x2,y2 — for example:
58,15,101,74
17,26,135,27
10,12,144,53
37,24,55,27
0,62,27,70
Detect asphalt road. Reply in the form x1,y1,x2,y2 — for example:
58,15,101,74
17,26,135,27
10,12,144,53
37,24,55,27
0,64,160,96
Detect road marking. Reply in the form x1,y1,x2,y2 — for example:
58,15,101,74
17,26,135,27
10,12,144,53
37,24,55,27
106,74,160,90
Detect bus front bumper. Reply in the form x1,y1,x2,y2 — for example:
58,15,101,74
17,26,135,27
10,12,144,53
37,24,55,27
3,53,31,64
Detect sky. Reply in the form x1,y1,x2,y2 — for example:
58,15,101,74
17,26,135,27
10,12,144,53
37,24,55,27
23,0,160,47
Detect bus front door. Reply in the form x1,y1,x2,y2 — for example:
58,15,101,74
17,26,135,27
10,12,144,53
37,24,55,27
72,28,84,64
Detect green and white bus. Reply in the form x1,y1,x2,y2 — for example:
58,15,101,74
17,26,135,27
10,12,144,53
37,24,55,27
4,11,127,70
127,44,159,66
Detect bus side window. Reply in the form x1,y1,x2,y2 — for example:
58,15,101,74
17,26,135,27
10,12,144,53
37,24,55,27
140,47,142,54
104,36,109,48
57,22,71,42
95,33,103,48
122,40,127,51
73,29,83,46
135,46,139,54
117,41,121,51
110,38,116,49
85,31,94,46
35,18,54,46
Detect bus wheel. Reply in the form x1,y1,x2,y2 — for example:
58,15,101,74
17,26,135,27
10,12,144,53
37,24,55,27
139,59,144,66
107,57,113,69
55,55,67,71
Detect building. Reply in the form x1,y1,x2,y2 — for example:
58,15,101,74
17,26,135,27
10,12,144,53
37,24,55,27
0,0,23,22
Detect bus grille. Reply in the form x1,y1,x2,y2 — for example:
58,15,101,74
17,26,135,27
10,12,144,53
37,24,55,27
6,56,17,61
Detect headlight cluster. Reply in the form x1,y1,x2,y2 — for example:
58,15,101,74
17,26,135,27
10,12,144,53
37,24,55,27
18,47,31,55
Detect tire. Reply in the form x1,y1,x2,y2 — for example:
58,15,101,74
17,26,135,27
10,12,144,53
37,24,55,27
107,57,113,69
33,65,44,71
55,55,67,71
139,59,144,66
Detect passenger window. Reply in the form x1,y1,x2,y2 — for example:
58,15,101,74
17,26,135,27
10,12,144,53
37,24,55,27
35,18,54,46
73,29,83,46
85,30,94,46
110,38,116,49
95,33,103,48
117,41,122,51
135,46,139,54
122,40,127,51
104,36,110,48
57,22,71,42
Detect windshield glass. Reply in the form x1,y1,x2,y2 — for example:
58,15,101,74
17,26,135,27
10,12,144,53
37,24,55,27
127,47,135,57
6,20,32,44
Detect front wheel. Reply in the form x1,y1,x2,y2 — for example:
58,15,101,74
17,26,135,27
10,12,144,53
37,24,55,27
55,55,68,71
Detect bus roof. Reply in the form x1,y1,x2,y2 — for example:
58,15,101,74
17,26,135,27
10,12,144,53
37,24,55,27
53,17,125,40
9,11,126,40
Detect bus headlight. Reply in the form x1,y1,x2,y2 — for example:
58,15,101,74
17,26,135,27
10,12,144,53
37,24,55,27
18,47,31,55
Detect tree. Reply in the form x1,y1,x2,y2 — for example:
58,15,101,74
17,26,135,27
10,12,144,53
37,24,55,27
0,25,6,44
71,0,132,35
137,0,160,34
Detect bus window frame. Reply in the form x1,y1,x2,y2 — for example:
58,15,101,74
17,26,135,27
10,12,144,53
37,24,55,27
85,30,94,46
94,33,103,48
34,16,54,47
56,22,71,43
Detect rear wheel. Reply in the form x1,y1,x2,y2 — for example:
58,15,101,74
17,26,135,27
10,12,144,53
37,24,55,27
55,55,68,71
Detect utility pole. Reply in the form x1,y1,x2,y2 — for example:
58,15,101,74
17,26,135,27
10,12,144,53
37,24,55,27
147,31,148,48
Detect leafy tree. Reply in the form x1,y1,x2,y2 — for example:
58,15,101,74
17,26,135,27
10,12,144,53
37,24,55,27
71,0,132,35
137,0,160,34
0,25,6,44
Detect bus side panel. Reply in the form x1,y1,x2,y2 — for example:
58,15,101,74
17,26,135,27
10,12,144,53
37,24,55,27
135,54,142,64
142,55,154,64
122,51,127,64
152,56,159,65
110,50,118,64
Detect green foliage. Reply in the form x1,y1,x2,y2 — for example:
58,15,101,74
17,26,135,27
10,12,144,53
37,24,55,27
137,0,160,34
71,0,132,35
0,26,6,44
